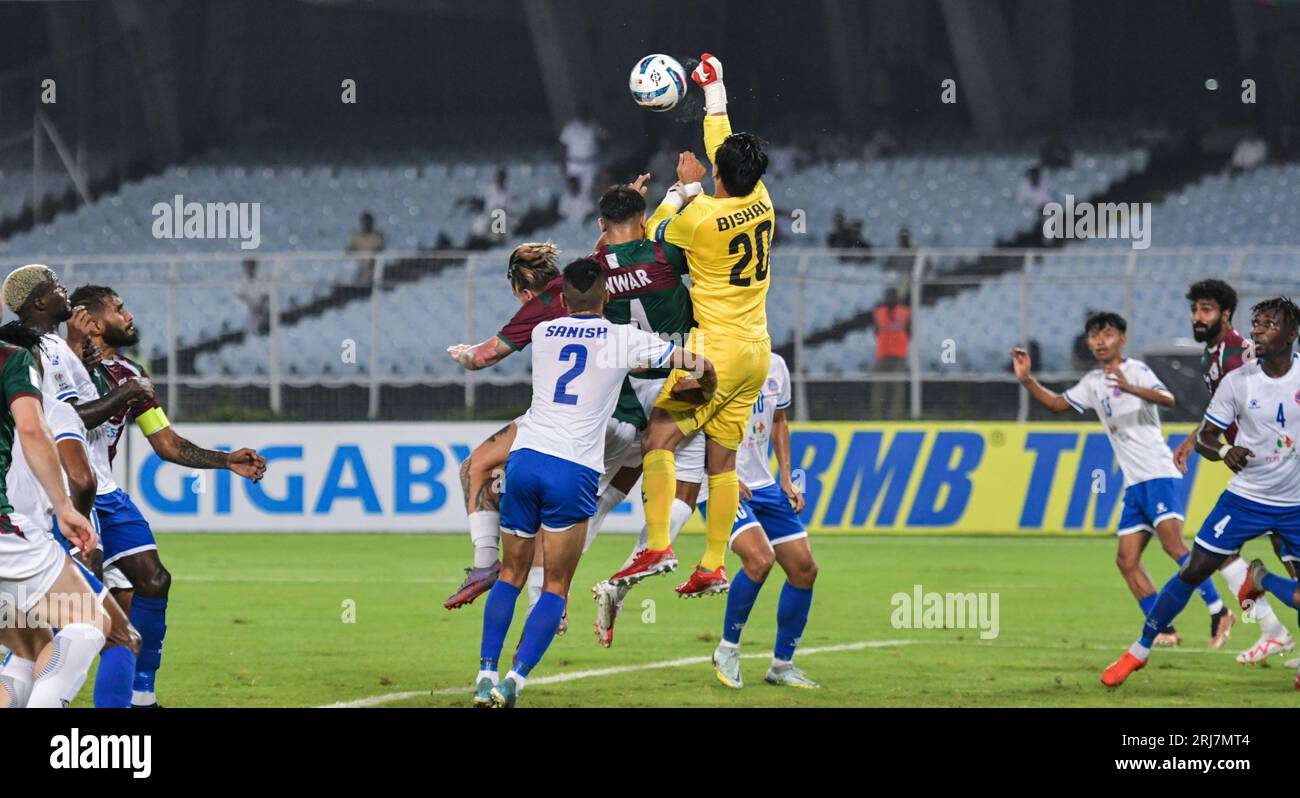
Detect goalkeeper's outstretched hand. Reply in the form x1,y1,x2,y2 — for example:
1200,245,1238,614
691,53,727,114
691,53,723,87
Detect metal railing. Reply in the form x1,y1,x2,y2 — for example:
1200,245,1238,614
0,246,1294,422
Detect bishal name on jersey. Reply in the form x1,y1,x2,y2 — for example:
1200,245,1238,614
716,199,772,232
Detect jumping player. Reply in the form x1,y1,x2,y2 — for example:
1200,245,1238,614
1103,297,1300,688
1172,279,1293,664
698,353,818,689
1012,312,1233,647
615,52,774,598
472,258,714,707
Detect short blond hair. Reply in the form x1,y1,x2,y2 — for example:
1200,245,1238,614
2,264,57,315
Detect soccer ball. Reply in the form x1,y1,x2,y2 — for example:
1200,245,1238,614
629,54,687,112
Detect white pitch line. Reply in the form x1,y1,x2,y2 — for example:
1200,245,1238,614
318,638,918,708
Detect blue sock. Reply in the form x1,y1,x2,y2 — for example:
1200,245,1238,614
1262,572,1299,610
774,582,813,662
1177,553,1223,612
479,581,521,670
722,569,765,645
1140,574,1197,649
93,645,137,708
129,596,167,697
1137,592,1176,634
513,591,566,678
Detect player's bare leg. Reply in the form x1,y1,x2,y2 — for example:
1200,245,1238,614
1116,532,1179,646
446,422,515,609
676,437,738,597
610,407,685,586
491,521,586,708
767,537,819,688
1152,517,1233,646
596,477,700,647
25,558,110,707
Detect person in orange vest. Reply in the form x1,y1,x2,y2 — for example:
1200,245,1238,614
868,287,911,419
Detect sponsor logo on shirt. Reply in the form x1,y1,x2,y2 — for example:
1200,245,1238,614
1249,399,1261,410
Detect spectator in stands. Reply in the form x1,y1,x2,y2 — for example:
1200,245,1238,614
1071,309,1097,371
1017,166,1052,214
558,175,593,224
826,212,870,262
482,166,515,217
346,211,386,285
1230,134,1268,174
560,104,603,196
827,212,851,248
866,287,911,420
234,258,270,336
884,226,913,274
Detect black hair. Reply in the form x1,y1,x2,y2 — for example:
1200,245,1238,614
714,132,768,197
69,284,117,314
1186,279,1237,319
1084,311,1127,335
0,321,45,356
1251,296,1300,332
562,257,605,312
599,185,647,224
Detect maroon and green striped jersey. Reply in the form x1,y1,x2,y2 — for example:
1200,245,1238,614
0,345,44,530
494,239,694,428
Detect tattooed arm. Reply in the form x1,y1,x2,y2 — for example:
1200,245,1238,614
447,337,514,372
146,426,268,481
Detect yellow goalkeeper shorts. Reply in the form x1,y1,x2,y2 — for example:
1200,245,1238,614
654,328,771,450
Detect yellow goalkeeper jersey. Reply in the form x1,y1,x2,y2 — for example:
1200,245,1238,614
646,114,773,343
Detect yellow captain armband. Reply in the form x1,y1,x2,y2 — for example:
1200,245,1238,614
135,406,170,436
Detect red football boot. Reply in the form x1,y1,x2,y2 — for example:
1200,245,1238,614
675,565,730,598
609,547,678,587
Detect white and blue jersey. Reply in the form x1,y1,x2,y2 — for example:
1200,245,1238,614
698,354,806,547
1195,353,1300,556
501,314,675,536
1063,358,1184,535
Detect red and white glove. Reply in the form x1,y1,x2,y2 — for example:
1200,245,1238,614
691,53,727,114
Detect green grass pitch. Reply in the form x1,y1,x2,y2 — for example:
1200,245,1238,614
87,531,1298,707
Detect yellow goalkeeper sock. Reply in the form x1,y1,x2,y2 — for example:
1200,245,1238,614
642,449,676,552
702,470,739,571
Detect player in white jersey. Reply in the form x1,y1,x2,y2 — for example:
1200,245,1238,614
3,395,142,707
689,353,819,689
1104,297,1300,688
470,257,715,708
0,321,100,709
1013,311,1232,648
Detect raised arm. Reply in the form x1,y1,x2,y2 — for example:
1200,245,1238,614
1010,347,1073,414
73,377,152,430
448,337,515,371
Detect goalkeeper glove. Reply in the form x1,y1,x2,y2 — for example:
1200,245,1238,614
691,53,727,115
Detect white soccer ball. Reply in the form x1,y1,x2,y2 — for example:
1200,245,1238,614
629,54,687,112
